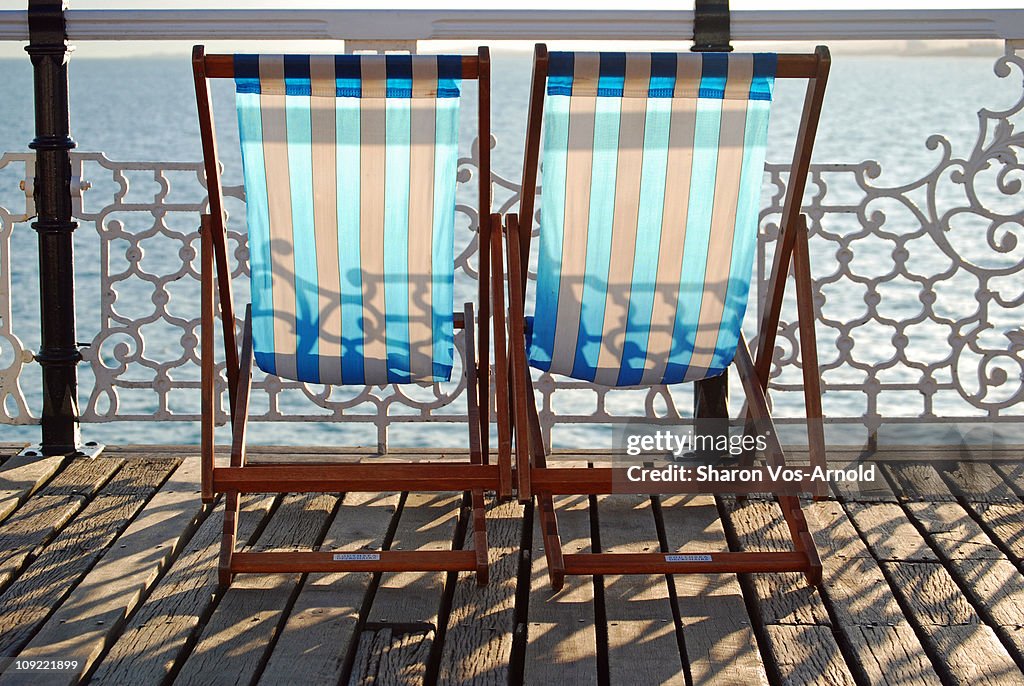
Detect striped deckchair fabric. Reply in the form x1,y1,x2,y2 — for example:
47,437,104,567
527,51,777,387
233,54,463,386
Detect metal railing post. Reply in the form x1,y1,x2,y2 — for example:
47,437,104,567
26,0,81,455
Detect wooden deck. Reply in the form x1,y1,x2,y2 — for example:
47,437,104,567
1,444,1024,685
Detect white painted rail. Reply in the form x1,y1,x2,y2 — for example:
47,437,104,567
0,9,1022,43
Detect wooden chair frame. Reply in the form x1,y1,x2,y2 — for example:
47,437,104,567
495,44,831,590
193,45,504,586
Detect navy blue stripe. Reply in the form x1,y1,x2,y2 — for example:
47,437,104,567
234,54,261,94
547,52,575,95
335,55,362,97
750,53,777,101
386,54,413,97
648,53,677,98
597,52,626,96
437,54,462,97
698,52,729,99
233,54,461,98
283,54,311,96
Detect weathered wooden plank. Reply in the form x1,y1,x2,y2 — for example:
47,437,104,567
829,458,897,503
0,454,65,524
89,493,275,686
803,500,874,560
843,624,943,686
822,557,906,628
901,500,1024,667
973,502,1024,567
802,502,942,685
723,498,830,626
437,497,524,685
880,562,979,627
845,502,938,562
661,494,768,686
941,461,1018,503
847,492,1024,683
524,494,599,685
172,492,337,686
953,558,1024,631
992,462,1024,499
7,458,194,685
0,459,172,663
924,624,1023,686
598,494,684,686
905,502,1005,561
883,462,955,502
258,491,401,686
0,458,123,591
349,492,461,685
761,625,857,686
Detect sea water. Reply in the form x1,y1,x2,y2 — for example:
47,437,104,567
0,47,1020,448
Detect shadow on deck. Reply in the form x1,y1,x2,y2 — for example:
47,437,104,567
0,443,1023,685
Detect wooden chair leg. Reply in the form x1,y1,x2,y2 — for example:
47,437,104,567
200,216,216,503
536,492,565,590
471,489,489,585
735,333,822,586
218,491,239,586
793,215,828,500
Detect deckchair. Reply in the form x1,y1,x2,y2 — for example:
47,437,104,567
193,46,504,585
495,45,830,589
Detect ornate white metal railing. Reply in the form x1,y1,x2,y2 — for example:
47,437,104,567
0,154,35,425
1,9,1022,448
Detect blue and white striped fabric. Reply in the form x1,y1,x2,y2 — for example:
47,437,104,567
528,52,776,387
233,54,462,386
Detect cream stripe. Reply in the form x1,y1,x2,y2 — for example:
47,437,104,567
549,53,600,375
359,58,389,382
309,56,342,383
258,55,298,381
593,54,650,386
685,55,754,380
674,54,703,99
639,54,701,385
407,57,437,380
565,53,601,97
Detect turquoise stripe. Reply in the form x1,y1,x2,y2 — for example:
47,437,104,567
235,91,276,376
285,92,320,383
336,97,364,384
383,96,412,383
570,96,622,381
430,97,460,380
616,97,672,386
708,99,771,375
662,96,723,384
527,95,571,371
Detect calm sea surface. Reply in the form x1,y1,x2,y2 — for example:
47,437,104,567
0,49,1020,447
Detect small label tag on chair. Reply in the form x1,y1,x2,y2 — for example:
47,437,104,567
665,554,713,563
333,553,381,561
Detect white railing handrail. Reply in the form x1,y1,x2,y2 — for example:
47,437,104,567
0,9,1022,43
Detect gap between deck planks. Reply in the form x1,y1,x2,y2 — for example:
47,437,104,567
661,494,768,686
346,491,464,685
598,494,685,685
